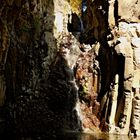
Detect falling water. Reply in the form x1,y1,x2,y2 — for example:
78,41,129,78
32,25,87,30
74,100,84,130
73,81,84,131
82,0,87,12
61,31,84,131
65,64,84,131
79,17,84,32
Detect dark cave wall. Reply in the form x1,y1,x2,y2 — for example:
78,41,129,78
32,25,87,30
0,0,84,136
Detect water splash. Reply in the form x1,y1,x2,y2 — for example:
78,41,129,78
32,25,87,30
73,83,84,131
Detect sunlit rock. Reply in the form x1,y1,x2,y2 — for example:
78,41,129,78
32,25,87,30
1,0,140,138
118,0,140,22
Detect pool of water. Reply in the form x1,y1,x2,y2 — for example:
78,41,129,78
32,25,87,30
0,131,134,140
58,132,132,140
22,132,133,140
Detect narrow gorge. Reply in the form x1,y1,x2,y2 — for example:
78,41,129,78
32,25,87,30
0,0,140,139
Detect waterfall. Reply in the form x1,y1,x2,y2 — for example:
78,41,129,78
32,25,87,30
79,17,84,32
65,65,83,131
74,83,84,131
82,0,87,12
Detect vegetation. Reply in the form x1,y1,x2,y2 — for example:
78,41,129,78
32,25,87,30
67,0,82,15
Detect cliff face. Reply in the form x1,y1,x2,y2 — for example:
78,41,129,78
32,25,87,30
0,0,82,136
79,0,140,136
0,0,140,138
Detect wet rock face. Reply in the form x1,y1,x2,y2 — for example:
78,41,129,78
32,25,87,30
7,55,80,135
0,0,82,136
75,49,100,129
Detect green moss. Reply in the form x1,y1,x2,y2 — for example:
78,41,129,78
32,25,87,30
79,84,88,97
19,25,30,32
32,15,41,32
18,16,40,32
83,85,88,93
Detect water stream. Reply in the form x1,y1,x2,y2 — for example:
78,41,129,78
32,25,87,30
74,94,84,130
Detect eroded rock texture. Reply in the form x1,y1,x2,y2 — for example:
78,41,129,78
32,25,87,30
0,0,140,139
78,0,140,137
0,0,81,138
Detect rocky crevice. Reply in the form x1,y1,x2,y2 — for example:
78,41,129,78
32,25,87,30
0,0,140,138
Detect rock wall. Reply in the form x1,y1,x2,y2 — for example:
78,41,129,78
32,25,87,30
0,0,82,137
77,0,140,138
0,0,140,139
